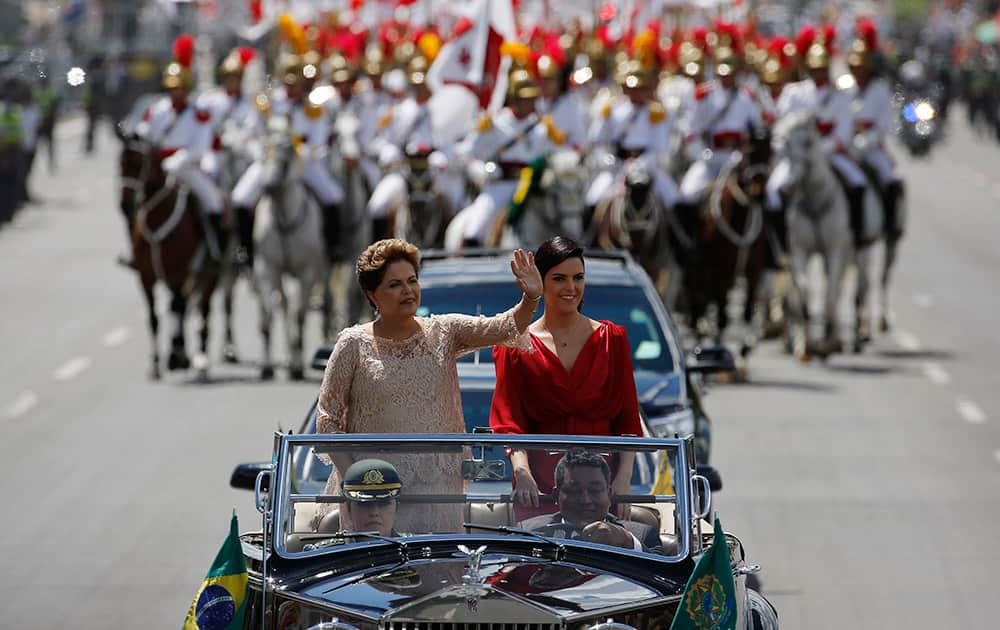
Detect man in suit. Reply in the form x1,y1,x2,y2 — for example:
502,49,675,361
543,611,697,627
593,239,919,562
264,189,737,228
519,449,661,551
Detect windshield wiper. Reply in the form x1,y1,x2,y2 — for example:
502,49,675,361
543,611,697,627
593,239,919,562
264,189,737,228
463,522,566,560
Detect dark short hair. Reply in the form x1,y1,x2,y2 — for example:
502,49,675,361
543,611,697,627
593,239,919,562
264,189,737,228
356,239,421,307
554,449,611,491
535,236,584,281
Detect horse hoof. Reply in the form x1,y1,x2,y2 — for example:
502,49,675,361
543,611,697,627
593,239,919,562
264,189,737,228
289,366,305,381
260,365,275,381
879,316,891,333
167,353,190,371
222,345,239,364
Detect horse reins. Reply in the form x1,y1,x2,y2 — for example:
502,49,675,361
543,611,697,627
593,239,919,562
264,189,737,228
708,150,765,279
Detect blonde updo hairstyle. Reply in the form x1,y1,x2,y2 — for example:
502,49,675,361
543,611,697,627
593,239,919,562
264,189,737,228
356,239,422,308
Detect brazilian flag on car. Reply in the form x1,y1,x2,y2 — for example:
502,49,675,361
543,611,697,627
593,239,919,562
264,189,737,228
670,516,737,630
183,513,248,630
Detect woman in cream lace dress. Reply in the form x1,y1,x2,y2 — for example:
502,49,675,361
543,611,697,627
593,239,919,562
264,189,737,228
315,239,542,533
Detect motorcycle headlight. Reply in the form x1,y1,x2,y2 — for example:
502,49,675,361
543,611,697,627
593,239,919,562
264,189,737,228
914,101,936,122
647,405,696,438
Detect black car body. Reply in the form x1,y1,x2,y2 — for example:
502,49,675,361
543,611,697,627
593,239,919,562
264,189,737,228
230,433,774,629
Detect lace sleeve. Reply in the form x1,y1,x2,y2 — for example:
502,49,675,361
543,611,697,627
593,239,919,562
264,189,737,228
438,309,522,357
317,330,360,435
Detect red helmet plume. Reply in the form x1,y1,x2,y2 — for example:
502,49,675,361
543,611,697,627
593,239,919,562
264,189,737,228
173,34,195,69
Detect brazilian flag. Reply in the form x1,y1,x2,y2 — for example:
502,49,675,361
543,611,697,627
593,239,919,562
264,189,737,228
506,155,548,225
183,513,249,630
670,516,737,630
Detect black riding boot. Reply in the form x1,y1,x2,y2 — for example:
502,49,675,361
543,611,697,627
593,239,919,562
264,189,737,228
372,217,391,242
321,204,341,261
670,202,700,267
205,213,226,264
847,186,867,248
763,209,788,268
235,206,255,269
882,181,904,241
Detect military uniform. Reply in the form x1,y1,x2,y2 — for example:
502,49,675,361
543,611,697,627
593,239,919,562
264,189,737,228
677,82,762,204
587,90,678,210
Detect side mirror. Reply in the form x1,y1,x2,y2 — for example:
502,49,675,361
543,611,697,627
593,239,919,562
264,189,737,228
686,345,736,375
696,464,723,492
311,344,334,371
230,462,271,491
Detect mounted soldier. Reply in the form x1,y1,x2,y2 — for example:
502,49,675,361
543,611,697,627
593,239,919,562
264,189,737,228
134,35,226,264
198,46,263,268
449,49,556,248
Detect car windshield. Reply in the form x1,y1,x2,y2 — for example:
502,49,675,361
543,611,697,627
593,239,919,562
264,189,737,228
417,284,675,372
274,435,694,563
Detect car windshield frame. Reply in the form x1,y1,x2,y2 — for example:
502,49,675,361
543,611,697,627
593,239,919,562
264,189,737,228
269,433,700,565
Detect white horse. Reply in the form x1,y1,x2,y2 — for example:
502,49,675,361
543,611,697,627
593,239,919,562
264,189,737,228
773,113,853,361
499,150,588,250
326,110,372,332
254,116,328,380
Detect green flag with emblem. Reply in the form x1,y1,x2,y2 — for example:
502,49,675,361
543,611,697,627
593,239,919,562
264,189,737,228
506,155,547,225
182,512,249,630
670,515,737,630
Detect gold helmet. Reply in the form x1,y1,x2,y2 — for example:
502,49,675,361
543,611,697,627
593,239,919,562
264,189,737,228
805,25,836,71
163,34,195,89
714,45,740,78
278,53,304,86
508,67,540,99
619,59,655,89
393,40,417,69
679,41,705,79
848,18,878,71
220,46,255,76
760,38,796,86
328,53,355,84
408,54,429,86
536,53,561,80
363,46,385,76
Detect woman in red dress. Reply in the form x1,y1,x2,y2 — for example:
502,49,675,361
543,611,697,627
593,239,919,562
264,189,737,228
490,236,642,521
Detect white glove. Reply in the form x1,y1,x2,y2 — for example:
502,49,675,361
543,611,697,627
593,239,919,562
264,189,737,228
378,143,403,168
428,150,449,171
162,149,189,174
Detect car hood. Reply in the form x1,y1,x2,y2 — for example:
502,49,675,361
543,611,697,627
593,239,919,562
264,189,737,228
295,555,671,623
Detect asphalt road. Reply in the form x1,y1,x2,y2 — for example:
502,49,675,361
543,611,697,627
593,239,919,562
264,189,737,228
0,112,997,628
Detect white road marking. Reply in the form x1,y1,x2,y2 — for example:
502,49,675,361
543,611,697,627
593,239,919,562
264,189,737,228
5,390,38,420
102,326,131,347
995,450,1000,466
956,399,987,425
894,330,921,351
53,356,92,382
912,292,933,309
922,362,951,386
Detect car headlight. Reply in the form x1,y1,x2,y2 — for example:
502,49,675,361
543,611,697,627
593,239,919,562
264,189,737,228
914,101,936,122
647,405,695,438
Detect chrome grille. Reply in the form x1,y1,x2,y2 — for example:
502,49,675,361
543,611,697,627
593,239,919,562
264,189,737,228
384,624,561,630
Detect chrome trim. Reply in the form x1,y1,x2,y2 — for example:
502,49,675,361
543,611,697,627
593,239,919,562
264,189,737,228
254,469,270,514
306,621,360,630
692,474,712,520
586,622,638,630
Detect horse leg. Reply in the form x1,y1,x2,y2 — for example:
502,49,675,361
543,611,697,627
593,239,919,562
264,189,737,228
142,278,161,380
854,245,873,351
740,269,761,359
193,274,215,382
221,271,239,363
820,251,845,357
166,289,190,371
787,247,811,362
287,275,309,381
257,270,275,381
880,236,900,333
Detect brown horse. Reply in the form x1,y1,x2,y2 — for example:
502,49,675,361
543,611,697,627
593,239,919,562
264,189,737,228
683,133,772,358
118,134,219,379
591,158,672,286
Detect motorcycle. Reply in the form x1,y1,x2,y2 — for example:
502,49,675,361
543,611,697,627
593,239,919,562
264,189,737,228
896,60,942,157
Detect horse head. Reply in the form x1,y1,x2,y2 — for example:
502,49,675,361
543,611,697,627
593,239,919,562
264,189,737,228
773,112,820,187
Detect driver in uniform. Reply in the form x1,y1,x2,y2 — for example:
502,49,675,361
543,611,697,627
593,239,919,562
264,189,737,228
315,458,404,539
519,449,661,551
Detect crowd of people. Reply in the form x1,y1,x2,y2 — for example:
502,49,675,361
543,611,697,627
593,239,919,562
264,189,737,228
117,9,905,277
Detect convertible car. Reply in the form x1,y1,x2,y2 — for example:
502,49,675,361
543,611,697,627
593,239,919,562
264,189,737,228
230,433,776,629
